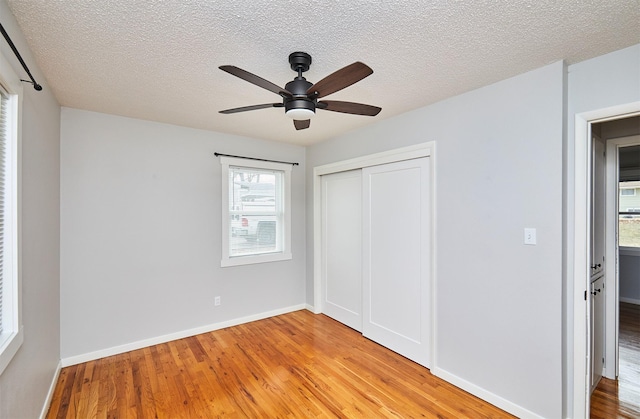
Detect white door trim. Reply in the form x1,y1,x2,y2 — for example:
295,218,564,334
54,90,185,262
313,142,436,314
572,102,640,419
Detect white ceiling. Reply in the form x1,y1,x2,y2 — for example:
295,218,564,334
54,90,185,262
5,0,640,145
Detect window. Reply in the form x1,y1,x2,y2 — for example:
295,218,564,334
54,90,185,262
220,157,292,267
0,52,23,375
619,181,640,249
620,188,636,196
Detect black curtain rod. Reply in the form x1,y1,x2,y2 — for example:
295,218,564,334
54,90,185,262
0,22,42,91
214,152,299,166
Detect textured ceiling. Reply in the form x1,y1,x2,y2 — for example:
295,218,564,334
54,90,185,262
5,0,640,145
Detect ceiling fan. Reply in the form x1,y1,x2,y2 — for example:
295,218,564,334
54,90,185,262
219,52,381,131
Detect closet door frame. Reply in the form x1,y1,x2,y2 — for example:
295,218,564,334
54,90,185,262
312,142,436,362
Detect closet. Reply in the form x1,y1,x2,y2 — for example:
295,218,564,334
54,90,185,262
320,156,432,368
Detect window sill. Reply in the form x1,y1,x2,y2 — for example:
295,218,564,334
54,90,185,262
0,326,24,375
619,246,640,257
221,251,292,267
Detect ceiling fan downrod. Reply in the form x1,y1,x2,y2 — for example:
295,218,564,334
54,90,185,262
285,52,316,119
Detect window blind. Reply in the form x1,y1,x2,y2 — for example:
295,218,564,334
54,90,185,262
0,88,7,335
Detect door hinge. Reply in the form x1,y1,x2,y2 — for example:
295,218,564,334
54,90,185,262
584,290,587,301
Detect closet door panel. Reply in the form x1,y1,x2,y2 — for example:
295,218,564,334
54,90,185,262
362,157,431,367
321,169,362,331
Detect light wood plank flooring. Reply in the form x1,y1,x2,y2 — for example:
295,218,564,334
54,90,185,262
591,302,640,419
47,310,514,418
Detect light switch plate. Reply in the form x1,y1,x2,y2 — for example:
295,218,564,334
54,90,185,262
524,228,536,245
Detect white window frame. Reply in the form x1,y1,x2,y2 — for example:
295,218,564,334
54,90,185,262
620,188,636,196
0,51,23,376
220,157,292,267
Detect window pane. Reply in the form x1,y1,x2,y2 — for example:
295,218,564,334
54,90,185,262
619,181,640,247
0,88,6,336
619,214,640,247
0,59,24,375
230,215,279,256
229,167,277,213
228,165,282,257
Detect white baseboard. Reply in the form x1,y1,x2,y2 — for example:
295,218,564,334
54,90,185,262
620,297,640,305
61,304,307,367
304,303,316,313
431,367,544,419
39,360,62,419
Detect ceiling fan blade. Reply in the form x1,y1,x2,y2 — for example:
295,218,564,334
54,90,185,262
319,100,381,116
294,119,310,130
307,62,373,98
219,65,291,97
219,103,283,114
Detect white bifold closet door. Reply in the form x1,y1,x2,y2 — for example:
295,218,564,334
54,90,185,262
321,169,363,331
362,157,431,368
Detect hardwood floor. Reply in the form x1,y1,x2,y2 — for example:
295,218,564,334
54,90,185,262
591,302,640,419
47,310,514,418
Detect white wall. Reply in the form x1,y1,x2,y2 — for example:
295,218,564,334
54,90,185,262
60,109,306,360
307,62,564,418
0,1,61,417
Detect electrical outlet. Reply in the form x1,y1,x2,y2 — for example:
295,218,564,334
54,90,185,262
214,296,221,306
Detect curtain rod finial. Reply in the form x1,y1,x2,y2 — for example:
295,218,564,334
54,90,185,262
20,79,43,91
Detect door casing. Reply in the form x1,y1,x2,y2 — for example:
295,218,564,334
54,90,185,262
572,102,640,418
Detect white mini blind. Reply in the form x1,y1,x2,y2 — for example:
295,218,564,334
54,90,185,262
0,88,7,335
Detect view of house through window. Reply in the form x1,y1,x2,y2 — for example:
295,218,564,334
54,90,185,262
229,166,282,257
619,180,640,248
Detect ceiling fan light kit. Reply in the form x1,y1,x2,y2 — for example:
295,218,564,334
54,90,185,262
286,106,315,120
219,51,381,130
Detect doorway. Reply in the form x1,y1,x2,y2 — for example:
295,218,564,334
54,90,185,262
572,103,640,418
590,125,640,415
603,130,640,380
